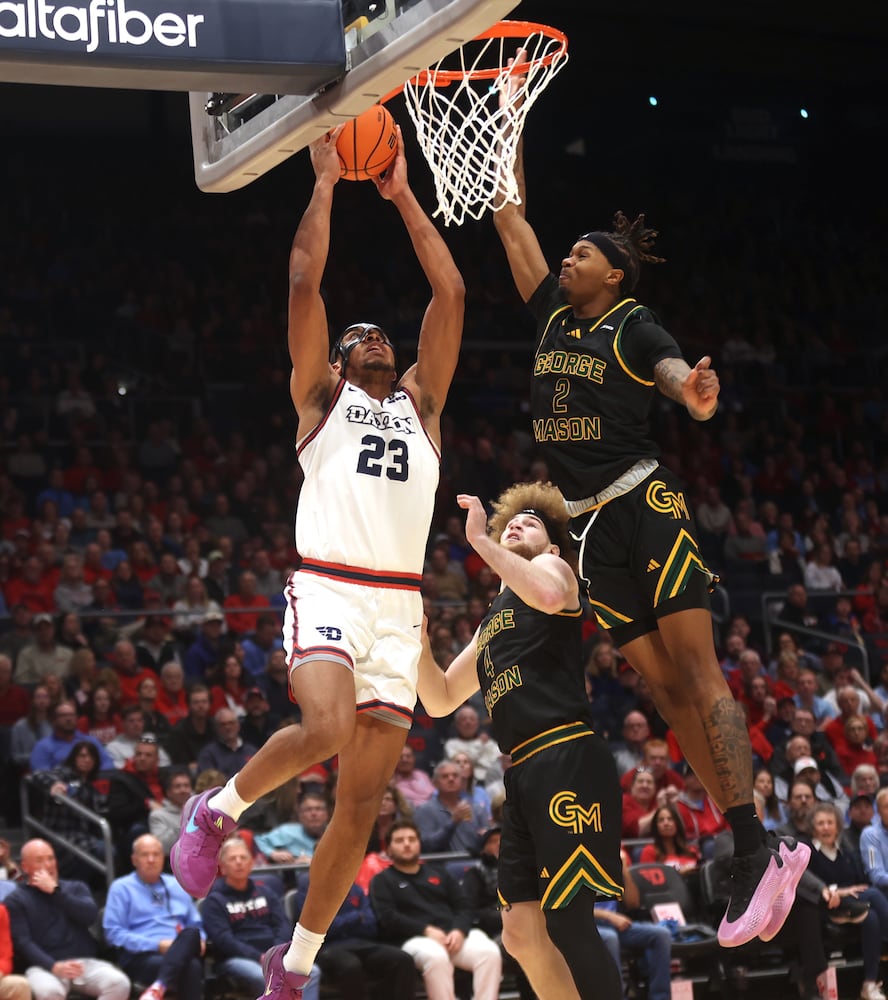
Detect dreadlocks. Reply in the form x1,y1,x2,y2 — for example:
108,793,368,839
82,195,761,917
607,210,666,292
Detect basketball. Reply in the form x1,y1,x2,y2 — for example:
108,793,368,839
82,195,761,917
336,104,398,181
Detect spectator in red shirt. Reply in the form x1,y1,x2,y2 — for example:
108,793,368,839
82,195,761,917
621,767,658,839
676,767,729,858
111,639,157,707
726,648,772,701
0,653,30,726
835,714,878,779
4,556,54,613
222,570,270,637
619,738,685,795
156,662,189,726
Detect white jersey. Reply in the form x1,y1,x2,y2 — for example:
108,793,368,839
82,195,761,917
295,379,440,575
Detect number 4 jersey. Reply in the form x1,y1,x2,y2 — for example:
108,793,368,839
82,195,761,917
295,379,440,575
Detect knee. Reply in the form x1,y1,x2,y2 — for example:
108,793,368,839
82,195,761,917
107,972,132,1000
301,709,355,759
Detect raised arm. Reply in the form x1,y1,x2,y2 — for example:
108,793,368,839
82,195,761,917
375,127,464,432
416,617,481,718
459,493,578,614
287,127,345,418
492,134,550,303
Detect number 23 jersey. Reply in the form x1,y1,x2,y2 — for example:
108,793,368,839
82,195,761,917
295,379,440,575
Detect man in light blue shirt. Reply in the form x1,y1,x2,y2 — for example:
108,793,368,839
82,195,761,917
255,792,329,865
29,700,114,772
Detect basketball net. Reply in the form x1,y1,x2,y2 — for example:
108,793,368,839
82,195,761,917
399,21,568,227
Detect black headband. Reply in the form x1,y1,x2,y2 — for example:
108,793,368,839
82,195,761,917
577,232,639,290
518,508,556,541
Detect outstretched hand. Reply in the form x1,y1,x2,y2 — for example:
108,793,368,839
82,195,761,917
309,125,345,184
372,125,408,200
498,47,528,112
457,493,488,549
682,356,720,419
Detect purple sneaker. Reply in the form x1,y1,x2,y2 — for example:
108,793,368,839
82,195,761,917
258,943,311,1000
758,836,812,942
718,841,799,947
170,787,237,898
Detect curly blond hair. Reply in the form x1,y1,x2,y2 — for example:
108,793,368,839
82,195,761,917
487,482,575,569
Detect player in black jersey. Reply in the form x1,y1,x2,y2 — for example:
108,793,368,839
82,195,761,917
418,481,622,1000
488,57,809,950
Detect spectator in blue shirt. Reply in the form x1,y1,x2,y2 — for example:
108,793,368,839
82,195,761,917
255,792,329,865
29,699,114,772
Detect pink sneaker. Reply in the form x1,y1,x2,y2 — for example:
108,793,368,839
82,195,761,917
718,841,806,947
170,787,237,898
758,837,812,942
258,943,312,1000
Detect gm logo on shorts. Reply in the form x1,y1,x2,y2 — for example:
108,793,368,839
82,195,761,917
548,792,602,835
645,480,690,520
316,626,343,641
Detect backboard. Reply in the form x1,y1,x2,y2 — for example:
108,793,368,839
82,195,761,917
189,0,521,193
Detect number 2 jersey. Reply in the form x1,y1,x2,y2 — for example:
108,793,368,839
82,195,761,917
295,379,440,575
476,584,592,754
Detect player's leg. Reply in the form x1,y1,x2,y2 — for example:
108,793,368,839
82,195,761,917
501,901,580,1000
295,716,406,936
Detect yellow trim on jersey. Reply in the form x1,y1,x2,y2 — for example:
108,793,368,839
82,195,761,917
556,605,584,619
536,297,638,355
653,528,706,605
612,304,655,386
587,599,633,631
510,722,594,766
540,844,623,909
536,303,572,355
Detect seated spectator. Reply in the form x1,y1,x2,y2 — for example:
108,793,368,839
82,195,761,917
843,793,876,867
53,554,93,615
776,779,817,840
10,683,52,767
836,714,879,778
793,668,838,727
824,663,883,720
7,838,130,1000
366,785,413,856
0,900,30,1000
163,683,213,769
106,735,166,864
171,576,221,642
222,570,270,637
594,848,673,1000
30,700,113,772
64,647,99,711
414,760,487,856
638,804,700,874
451,750,493,826
240,613,283,680
808,802,888,1000
76,687,122,748
0,653,29,727
136,675,171,740
16,613,73,686
753,767,788,832
0,839,20,883
369,820,501,1000
611,711,651,776
0,603,37,673
460,827,534,1000
258,649,297,722
255,791,330,865
202,836,320,999
148,768,194,857
4,558,54,617
239,686,280,750
134,614,179,675
443,704,502,790
154,662,188,727
621,767,658,839
391,742,435,809
774,711,845,788
109,561,144,614
147,554,185,608
30,740,109,883
851,764,881,801
618,738,684,795
196,708,257,779
109,640,156,707
860,788,888,893
208,653,251,717
106,706,171,769
292,868,412,1000
103,834,205,1000
793,755,850,815
804,542,845,592
182,612,226,682
774,735,848,806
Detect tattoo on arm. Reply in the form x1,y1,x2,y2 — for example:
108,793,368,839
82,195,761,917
703,697,753,809
654,358,690,405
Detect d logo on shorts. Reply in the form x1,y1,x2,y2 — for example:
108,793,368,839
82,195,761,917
645,480,690,520
548,791,602,835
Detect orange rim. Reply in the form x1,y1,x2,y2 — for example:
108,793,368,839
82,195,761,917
382,20,568,100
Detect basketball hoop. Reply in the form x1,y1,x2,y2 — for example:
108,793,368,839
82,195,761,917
393,21,568,227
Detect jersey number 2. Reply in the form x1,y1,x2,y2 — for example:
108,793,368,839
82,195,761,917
357,435,408,481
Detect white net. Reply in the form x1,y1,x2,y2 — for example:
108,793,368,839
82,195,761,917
401,23,568,227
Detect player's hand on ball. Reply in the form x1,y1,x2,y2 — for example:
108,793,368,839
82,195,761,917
310,125,345,183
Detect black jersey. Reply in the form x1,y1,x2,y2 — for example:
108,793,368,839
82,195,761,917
527,274,683,500
475,584,591,754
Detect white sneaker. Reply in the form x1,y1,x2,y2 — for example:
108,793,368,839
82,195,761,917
861,981,887,1000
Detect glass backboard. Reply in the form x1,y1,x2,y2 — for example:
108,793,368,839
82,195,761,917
190,0,520,193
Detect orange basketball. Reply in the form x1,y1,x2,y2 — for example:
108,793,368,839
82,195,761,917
336,104,398,182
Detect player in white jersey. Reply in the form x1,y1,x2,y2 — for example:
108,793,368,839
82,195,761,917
171,124,464,1000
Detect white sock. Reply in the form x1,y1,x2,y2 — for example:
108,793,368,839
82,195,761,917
208,777,253,822
283,923,325,974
